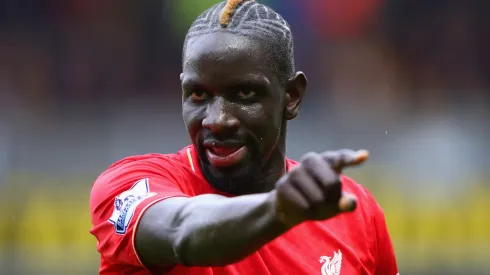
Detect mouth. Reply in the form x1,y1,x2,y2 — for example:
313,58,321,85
203,141,249,167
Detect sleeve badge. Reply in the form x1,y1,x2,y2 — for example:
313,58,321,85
108,178,156,234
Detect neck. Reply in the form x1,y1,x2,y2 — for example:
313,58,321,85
253,122,288,193
254,137,287,193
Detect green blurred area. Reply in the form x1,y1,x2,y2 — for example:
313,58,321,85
1,170,489,274
167,0,274,37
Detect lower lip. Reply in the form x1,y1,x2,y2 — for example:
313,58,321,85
205,146,248,167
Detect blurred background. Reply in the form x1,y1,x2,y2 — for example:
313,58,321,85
0,0,489,274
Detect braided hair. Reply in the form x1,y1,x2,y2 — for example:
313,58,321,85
183,0,295,83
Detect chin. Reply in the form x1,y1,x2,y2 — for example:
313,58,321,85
198,150,264,195
208,160,255,178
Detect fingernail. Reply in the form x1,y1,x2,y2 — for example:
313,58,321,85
357,149,369,156
355,150,369,163
346,199,357,211
339,196,357,212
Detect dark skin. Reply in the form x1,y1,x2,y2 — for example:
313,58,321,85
182,31,289,195
135,32,367,270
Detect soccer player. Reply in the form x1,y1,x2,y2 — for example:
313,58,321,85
90,0,399,274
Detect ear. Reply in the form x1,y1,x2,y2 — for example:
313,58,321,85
284,72,307,120
180,73,184,82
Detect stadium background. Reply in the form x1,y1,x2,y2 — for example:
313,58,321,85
0,0,489,274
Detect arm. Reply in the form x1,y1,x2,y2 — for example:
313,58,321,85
135,191,288,268
135,149,367,269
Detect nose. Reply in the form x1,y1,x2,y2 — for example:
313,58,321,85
202,97,239,134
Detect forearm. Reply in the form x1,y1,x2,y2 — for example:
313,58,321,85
173,192,287,266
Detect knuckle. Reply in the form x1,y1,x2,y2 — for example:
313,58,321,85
322,149,356,166
339,149,348,159
276,185,288,198
275,176,287,189
300,152,316,162
288,168,302,183
339,148,355,159
321,151,337,161
320,171,340,187
338,149,348,156
310,194,325,206
301,152,320,166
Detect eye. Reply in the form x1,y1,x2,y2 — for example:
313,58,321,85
238,90,256,100
190,90,210,102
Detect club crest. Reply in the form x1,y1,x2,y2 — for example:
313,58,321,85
319,250,342,275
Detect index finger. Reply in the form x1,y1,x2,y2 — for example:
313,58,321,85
321,149,369,172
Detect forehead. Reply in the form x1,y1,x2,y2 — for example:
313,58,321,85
182,32,277,86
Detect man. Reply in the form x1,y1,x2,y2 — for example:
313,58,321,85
90,0,399,274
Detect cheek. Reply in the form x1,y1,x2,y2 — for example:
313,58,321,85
243,104,283,146
182,104,204,140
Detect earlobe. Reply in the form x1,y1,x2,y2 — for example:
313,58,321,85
284,72,308,120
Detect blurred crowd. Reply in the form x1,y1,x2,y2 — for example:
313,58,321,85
1,0,488,111
0,0,489,274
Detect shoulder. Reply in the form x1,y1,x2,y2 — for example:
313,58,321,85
89,149,194,269
90,148,194,206
106,152,184,173
89,148,195,225
98,146,194,184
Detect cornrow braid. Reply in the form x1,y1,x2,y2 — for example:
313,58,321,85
183,0,295,83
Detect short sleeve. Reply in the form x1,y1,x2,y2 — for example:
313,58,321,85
89,157,190,268
373,202,399,275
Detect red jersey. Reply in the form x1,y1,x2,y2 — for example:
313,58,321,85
90,145,399,275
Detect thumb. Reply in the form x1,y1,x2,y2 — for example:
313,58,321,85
338,192,357,212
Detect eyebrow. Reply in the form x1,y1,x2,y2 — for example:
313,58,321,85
181,73,271,90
